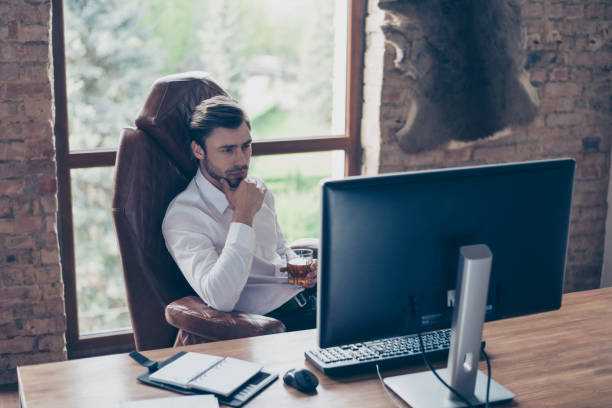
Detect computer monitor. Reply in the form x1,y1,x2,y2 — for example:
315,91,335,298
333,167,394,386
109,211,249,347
317,158,575,406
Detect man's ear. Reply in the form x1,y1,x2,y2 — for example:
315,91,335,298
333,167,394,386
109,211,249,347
191,141,205,160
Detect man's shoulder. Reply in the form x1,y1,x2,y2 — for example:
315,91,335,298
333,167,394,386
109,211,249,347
167,177,199,206
163,179,205,226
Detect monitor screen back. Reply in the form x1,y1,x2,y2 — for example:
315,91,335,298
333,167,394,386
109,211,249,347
318,159,575,348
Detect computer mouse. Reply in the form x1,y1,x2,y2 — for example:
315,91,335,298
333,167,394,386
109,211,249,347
283,368,319,393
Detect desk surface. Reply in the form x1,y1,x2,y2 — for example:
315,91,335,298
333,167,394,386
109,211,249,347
18,287,612,407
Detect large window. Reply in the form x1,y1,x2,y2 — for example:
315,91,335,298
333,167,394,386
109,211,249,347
53,0,364,357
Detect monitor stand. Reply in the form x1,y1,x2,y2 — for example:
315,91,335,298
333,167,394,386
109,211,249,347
384,245,514,407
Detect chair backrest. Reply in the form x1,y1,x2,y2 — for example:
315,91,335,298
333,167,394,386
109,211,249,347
112,72,228,350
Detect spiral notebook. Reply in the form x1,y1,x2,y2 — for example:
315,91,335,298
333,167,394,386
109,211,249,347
147,352,261,397
130,351,278,407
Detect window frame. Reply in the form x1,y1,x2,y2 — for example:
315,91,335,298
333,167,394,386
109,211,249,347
52,0,365,358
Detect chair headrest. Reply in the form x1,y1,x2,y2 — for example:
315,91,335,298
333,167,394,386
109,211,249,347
134,71,228,178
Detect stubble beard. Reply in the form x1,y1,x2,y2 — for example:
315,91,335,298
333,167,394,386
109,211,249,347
203,156,247,189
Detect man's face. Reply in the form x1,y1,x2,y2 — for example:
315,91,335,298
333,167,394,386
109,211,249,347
192,121,252,189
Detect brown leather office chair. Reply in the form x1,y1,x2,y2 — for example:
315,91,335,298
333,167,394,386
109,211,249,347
112,72,308,351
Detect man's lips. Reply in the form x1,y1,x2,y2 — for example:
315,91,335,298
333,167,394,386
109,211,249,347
227,170,247,178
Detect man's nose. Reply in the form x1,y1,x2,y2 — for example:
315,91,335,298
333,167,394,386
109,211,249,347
234,149,248,166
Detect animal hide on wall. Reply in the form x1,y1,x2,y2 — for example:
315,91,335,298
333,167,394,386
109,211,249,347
379,0,539,153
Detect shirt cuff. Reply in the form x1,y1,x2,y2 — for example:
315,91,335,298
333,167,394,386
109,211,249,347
226,222,255,253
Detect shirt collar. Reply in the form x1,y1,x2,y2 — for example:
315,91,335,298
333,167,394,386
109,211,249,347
194,168,230,214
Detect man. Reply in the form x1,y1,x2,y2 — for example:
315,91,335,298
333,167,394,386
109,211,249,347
162,95,317,331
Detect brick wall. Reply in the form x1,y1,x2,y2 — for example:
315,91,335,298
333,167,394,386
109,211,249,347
0,0,66,384
364,0,612,291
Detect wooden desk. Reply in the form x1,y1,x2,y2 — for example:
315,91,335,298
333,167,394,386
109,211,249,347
18,287,612,407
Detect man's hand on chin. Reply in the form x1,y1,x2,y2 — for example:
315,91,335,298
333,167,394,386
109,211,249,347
221,177,266,227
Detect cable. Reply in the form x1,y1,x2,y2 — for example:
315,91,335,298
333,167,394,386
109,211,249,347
375,334,492,408
481,343,492,408
417,332,474,408
375,364,404,408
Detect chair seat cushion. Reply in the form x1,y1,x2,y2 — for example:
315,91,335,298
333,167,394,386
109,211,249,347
165,296,286,342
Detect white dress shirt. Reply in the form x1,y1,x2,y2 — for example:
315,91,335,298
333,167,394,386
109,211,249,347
162,169,303,315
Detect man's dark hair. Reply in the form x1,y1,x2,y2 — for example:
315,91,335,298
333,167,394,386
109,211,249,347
189,95,251,148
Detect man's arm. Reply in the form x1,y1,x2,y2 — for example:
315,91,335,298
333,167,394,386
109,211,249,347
163,177,267,312
163,219,255,312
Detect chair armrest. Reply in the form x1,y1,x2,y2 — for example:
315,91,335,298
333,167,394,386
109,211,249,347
165,296,286,342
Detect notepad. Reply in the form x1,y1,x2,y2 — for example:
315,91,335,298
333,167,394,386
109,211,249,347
148,352,262,397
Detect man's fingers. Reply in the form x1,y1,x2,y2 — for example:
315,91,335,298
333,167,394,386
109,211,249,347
301,269,318,288
245,177,266,194
219,178,231,194
302,279,316,289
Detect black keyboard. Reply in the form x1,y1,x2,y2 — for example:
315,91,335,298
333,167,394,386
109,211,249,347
305,329,452,376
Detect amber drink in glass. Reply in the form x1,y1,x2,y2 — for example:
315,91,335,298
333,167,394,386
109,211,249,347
287,248,313,285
